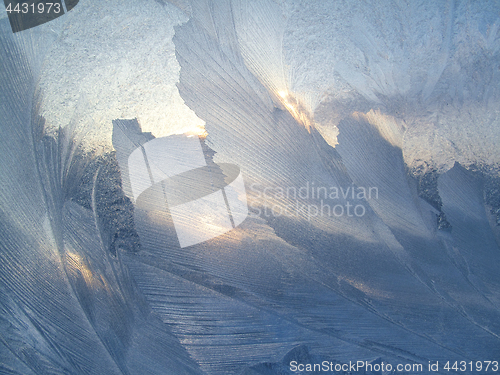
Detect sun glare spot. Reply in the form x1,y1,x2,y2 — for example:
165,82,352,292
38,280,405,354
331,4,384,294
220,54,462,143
276,90,314,133
186,124,208,138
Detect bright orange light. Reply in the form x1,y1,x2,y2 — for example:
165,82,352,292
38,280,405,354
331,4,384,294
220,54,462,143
276,90,314,132
186,125,208,138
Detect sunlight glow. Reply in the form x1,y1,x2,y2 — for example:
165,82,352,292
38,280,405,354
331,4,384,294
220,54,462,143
276,90,314,133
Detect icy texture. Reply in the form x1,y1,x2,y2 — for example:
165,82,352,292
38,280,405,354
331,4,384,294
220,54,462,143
0,20,202,375
37,0,205,152
254,0,500,172
1,1,500,374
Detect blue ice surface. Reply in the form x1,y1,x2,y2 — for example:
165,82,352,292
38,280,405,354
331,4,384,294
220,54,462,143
1,1,500,374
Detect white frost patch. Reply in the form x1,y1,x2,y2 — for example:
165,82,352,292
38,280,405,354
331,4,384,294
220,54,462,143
279,0,500,172
37,0,205,152
403,104,500,173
